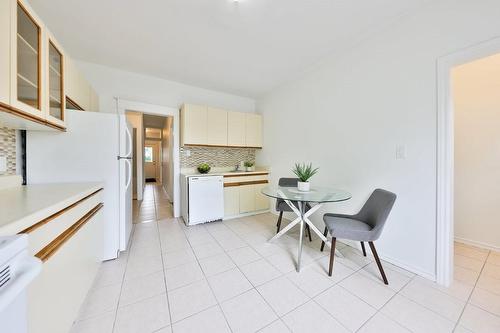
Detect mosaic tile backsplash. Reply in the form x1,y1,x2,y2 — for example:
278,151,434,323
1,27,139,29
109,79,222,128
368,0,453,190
0,126,16,175
181,146,256,168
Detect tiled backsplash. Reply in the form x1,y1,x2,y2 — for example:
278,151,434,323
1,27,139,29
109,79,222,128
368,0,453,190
181,146,255,168
0,126,16,175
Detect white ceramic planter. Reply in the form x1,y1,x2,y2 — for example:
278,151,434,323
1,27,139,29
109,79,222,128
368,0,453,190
246,166,255,172
297,181,310,192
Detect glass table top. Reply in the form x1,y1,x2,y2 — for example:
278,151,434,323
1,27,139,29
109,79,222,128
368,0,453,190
261,185,352,203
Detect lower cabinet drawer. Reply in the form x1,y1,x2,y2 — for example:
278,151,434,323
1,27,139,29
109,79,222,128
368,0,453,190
24,190,103,256
19,188,105,333
27,208,103,333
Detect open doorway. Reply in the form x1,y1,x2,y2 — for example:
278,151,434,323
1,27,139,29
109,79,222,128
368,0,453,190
451,54,500,285
127,113,175,222
436,38,500,286
145,128,162,183
119,99,181,221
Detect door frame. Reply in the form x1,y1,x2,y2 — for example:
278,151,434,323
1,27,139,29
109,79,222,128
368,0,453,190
144,140,161,182
436,36,500,286
117,99,181,217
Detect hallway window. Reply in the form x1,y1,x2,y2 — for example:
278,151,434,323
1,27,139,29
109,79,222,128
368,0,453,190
144,147,153,162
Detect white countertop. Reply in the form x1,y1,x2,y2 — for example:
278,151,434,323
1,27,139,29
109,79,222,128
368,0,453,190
181,168,270,177
0,182,103,235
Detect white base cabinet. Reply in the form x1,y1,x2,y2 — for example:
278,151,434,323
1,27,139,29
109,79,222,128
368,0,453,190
223,173,270,219
25,189,104,333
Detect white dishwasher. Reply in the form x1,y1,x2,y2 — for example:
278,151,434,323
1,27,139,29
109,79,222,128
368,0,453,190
187,176,224,225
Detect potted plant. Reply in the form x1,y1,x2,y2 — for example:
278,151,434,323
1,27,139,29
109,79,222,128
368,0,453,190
292,163,319,191
244,161,255,172
197,163,211,174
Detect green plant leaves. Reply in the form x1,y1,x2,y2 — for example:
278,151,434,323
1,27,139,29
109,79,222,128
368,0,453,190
292,163,319,182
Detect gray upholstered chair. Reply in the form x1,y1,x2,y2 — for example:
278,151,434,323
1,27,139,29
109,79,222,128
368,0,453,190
320,189,396,284
276,178,312,241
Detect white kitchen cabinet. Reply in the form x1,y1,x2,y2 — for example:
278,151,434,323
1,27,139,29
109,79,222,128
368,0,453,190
207,106,228,146
0,0,10,105
239,184,256,213
245,113,262,148
0,0,74,130
10,0,45,120
224,186,240,217
181,104,207,145
228,111,246,147
254,183,270,211
44,33,65,127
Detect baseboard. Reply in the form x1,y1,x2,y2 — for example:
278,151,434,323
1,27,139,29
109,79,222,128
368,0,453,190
222,210,270,221
454,236,500,252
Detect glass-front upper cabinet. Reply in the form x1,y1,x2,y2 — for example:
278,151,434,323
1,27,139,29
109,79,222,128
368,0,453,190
16,1,41,112
48,40,63,121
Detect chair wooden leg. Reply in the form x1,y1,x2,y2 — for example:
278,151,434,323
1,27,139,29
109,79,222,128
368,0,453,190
368,241,388,285
276,211,283,233
360,241,366,256
329,237,337,276
305,224,312,242
320,227,328,251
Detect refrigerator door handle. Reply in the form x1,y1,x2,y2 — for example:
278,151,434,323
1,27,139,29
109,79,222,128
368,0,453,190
125,158,132,190
124,124,133,157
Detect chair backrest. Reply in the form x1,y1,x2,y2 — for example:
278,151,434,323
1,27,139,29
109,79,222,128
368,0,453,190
278,178,299,187
355,189,396,239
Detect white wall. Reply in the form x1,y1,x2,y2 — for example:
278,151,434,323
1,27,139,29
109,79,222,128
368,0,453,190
126,112,144,200
453,53,500,251
256,0,500,279
76,61,256,114
162,117,174,201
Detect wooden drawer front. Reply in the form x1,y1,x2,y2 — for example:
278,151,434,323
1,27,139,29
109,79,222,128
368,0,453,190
22,190,102,256
28,208,103,333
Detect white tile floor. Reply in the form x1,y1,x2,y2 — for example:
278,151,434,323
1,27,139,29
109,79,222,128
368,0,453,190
71,184,500,333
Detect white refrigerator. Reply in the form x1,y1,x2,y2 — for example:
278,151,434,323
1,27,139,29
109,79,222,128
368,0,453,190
26,110,133,260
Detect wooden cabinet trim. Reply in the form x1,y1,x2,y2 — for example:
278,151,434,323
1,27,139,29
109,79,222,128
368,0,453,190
65,95,84,111
223,180,268,187
0,101,66,131
183,143,262,149
18,188,103,234
223,172,269,178
35,202,103,262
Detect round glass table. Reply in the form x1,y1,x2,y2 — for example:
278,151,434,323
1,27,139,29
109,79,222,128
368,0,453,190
261,185,352,272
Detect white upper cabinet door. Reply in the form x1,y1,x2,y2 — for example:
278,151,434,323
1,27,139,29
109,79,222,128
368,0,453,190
207,107,227,146
0,0,10,105
245,113,262,148
181,104,207,146
227,111,246,147
44,33,65,127
10,0,46,119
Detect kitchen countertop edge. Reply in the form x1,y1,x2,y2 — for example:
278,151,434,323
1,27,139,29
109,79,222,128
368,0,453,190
0,182,104,235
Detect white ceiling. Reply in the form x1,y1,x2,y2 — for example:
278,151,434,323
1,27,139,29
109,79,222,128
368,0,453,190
28,0,431,98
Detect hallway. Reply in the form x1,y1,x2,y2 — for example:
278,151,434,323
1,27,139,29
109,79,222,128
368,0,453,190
133,184,174,223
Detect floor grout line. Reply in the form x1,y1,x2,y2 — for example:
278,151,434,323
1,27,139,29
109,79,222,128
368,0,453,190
452,249,491,332
152,185,175,332
74,185,500,333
